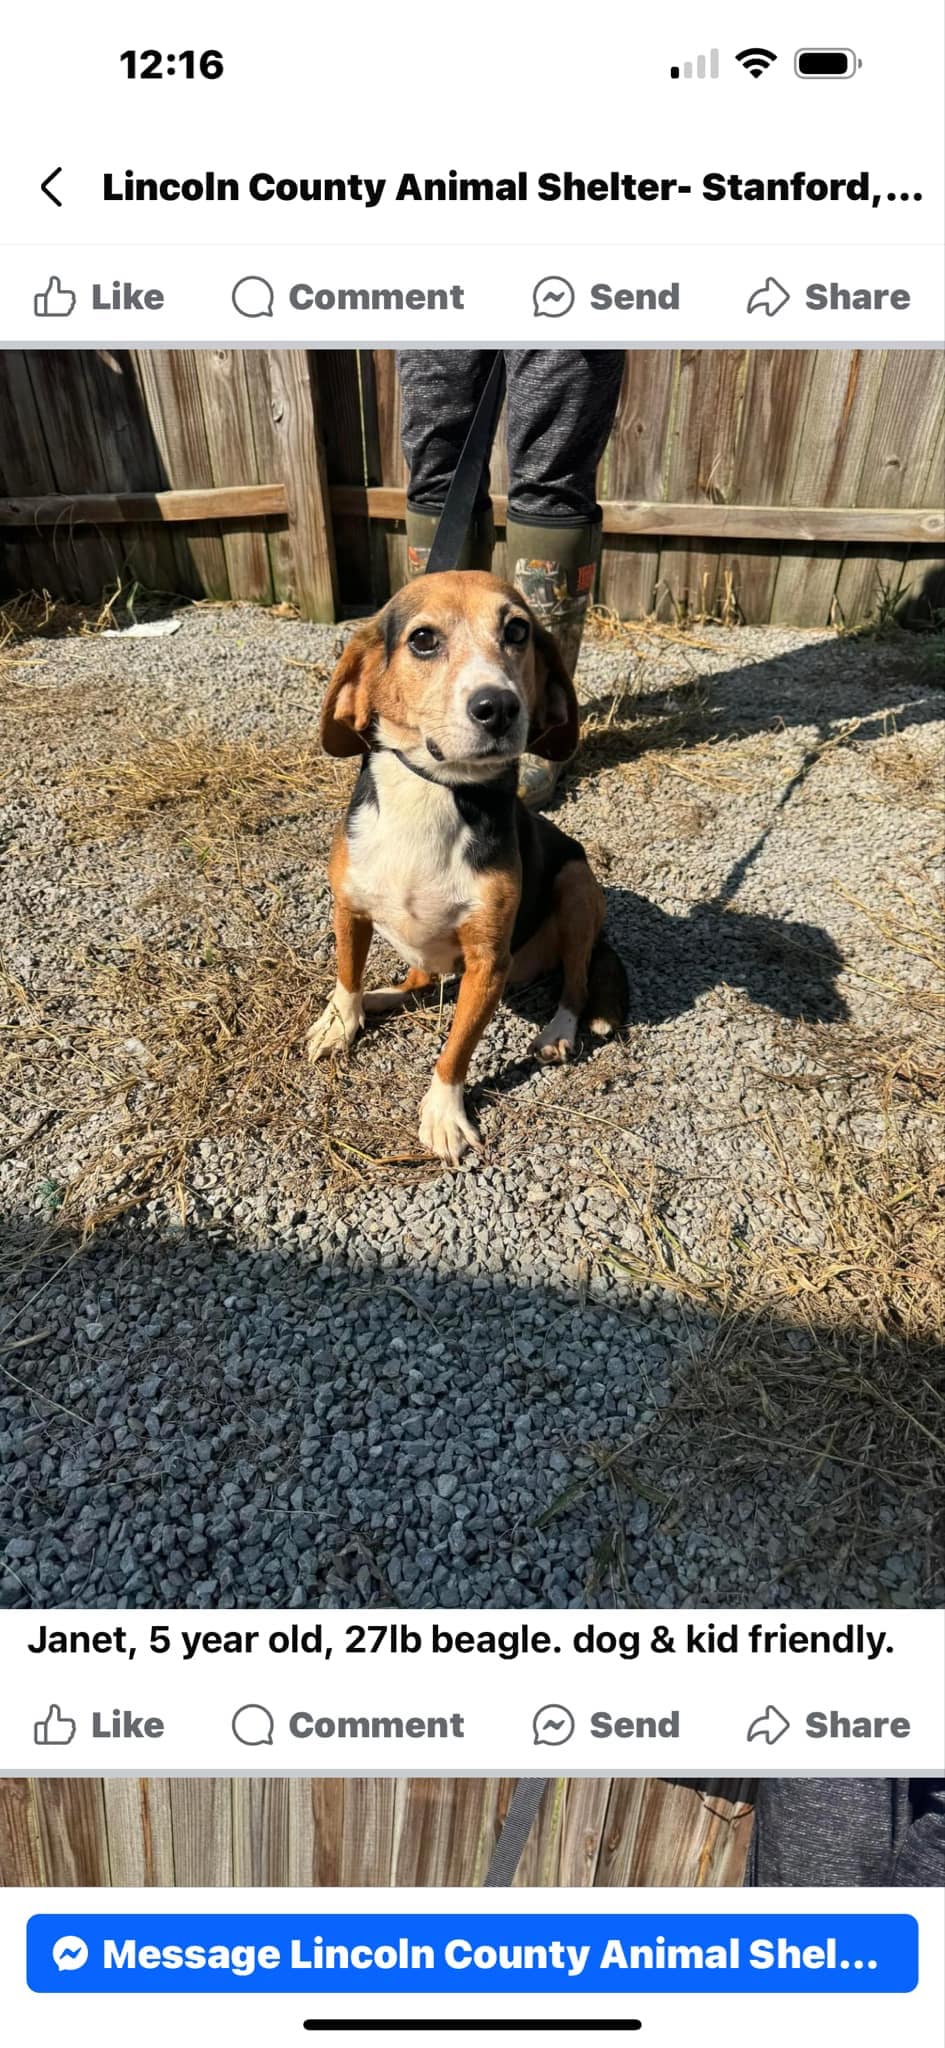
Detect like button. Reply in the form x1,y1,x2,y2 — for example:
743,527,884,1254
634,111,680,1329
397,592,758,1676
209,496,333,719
34,275,76,318
34,1703,77,1745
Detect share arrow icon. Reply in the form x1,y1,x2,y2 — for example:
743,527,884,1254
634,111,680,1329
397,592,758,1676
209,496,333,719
746,275,790,316
747,1703,791,1744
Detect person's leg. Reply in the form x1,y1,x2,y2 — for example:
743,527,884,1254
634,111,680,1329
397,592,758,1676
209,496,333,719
745,1778,912,1886
397,350,495,575
503,350,625,804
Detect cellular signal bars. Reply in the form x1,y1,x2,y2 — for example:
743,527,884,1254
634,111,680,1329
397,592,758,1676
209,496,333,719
670,49,719,80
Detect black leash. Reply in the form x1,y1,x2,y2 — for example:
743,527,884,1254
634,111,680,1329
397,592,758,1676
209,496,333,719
425,351,506,575
482,1776,551,1886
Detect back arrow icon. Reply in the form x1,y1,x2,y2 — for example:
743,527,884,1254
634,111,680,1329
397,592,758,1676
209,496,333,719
41,167,63,207
746,275,790,317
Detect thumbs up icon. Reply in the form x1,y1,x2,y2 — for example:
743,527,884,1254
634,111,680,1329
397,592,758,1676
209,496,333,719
34,1703,77,1745
34,276,76,318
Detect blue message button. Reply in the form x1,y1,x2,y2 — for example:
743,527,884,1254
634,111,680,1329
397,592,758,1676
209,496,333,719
27,1913,918,1994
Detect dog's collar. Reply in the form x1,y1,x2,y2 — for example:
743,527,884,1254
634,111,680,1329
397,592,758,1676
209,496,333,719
372,746,517,797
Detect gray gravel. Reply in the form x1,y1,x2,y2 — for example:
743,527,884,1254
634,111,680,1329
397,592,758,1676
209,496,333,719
1,603,942,1609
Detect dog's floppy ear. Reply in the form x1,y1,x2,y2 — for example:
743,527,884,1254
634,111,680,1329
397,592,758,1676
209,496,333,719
527,620,580,761
320,615,387,757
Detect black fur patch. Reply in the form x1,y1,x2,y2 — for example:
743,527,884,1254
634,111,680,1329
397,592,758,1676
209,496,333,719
448,773,587,952
452,772,519,869
346,756,379,827
383,596,409,665
511,806,587,953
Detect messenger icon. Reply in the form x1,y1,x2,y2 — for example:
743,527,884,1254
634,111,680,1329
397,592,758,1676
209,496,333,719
532,1703,576,1746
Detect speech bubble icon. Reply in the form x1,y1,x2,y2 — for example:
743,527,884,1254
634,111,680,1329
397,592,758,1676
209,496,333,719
232,1702,275,1746
232,275,274,318
532,274,575,319
52,1935,89,1972
532,1703,575,1746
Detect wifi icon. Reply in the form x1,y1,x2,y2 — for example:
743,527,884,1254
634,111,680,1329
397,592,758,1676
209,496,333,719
736,46,778,77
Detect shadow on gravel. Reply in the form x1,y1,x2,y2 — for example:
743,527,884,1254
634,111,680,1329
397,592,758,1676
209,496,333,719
572,630,944,784
1,1207,939,1613
501,891,846,1045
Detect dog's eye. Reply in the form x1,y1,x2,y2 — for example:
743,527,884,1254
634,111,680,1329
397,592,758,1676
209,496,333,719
504,617,530,647
407,626,440,657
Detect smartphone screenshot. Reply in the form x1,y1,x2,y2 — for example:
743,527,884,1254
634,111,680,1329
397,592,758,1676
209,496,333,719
1,1,943,2041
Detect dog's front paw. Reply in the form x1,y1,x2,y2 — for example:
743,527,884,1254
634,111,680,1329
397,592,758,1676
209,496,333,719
530,1005,578,1064
305,985,365,1063
418,1074,481,1165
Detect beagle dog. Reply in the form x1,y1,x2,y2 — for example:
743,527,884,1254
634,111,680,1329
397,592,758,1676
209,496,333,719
307,570,627,1163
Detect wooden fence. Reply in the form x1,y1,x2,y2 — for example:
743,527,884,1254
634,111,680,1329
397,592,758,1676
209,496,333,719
1,349,942,626
0,1776,754,1888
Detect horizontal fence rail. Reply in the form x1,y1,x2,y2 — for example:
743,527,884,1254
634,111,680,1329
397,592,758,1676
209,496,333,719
327,488,944,547
0,485,289,526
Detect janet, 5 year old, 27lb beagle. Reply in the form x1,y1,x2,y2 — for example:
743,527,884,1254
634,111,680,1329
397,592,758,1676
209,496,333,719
306,570,628,1164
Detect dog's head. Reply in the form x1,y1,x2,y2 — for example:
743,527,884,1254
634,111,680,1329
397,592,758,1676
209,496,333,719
320,570,579,777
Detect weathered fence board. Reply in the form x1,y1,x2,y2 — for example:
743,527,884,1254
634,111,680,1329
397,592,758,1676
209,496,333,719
315,352,387,612
232,1775,292,1887
720,349,816,623
555,1776,614,1887
102,1777,176,1886
193,351,273,605
597,350,678,619
0,1776,43,1886
372,347,409,593
69,351,190,597
1,1776,756,1888
167,1777,233,1887
251,350,338,620
652,349,747,619
833,349,945,622
32,1777,110,1886
767,348,886,625
130,350,231,597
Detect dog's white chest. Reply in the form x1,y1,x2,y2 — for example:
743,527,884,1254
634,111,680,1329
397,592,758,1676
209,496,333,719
345,757,480,972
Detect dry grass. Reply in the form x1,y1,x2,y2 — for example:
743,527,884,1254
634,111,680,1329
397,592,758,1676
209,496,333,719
578,1099,944,1577
67,724,344,844
838,882,945,1022
73,920,318,1226
584,604,719,653
0,585,135,648
577,675,759,794
65,907,430,1229
861,732,945,810
585,575,743,637
578,609,766,789
1,895,433,1240
538,879,945,1577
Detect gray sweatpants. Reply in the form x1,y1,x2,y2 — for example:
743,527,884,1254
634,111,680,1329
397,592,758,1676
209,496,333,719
745,1778,945,1886
397,350,625,525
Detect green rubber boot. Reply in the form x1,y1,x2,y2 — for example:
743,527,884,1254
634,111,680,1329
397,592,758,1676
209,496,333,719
405,504,496,579
507,518,601,807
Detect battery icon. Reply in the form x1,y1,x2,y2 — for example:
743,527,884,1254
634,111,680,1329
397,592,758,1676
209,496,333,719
794,48,861,77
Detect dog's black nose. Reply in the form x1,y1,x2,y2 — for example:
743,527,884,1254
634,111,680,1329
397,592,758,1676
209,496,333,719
467,688,520,736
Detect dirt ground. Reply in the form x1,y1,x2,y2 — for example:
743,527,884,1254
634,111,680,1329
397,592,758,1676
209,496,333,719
0,598,942,1609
